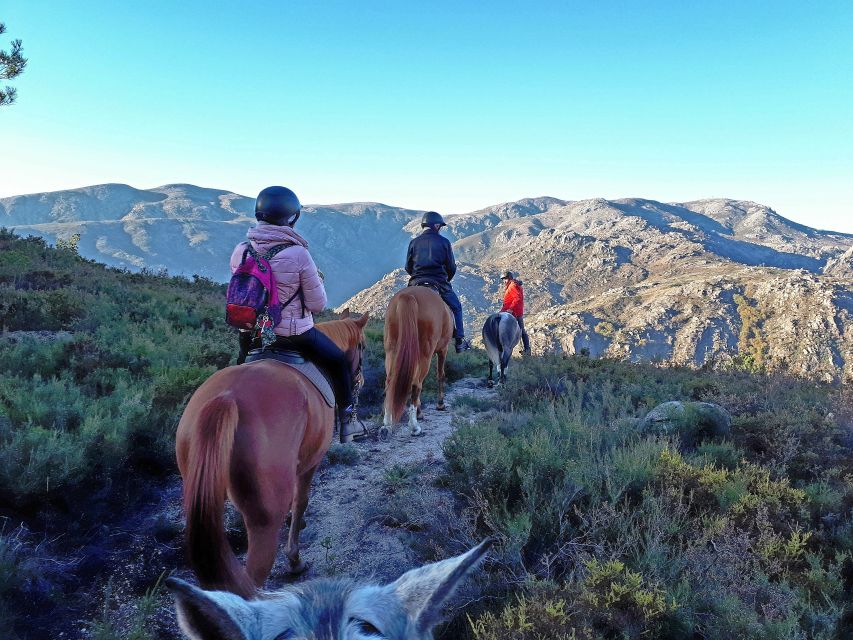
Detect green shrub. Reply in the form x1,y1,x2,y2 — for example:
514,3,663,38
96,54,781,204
445,352,852,639
326,443,361,466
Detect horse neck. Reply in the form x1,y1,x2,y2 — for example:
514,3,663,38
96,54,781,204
316,319,357,352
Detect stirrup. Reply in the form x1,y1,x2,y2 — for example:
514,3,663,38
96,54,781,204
455,338,471,353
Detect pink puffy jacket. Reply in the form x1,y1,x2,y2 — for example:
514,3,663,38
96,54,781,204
230,223,327,336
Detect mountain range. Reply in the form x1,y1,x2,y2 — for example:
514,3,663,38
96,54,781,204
3,184,851,381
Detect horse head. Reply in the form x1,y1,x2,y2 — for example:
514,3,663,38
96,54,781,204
167,538,493,640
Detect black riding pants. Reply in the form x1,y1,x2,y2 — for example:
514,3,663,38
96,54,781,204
271,328,353,413
516,315,531,352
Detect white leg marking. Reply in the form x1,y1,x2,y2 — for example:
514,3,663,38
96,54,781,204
409,405,421,435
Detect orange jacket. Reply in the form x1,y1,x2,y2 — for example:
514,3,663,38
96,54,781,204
501,279,524,317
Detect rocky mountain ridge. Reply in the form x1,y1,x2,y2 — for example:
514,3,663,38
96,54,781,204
3,183,851,380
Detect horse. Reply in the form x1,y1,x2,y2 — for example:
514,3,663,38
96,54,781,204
167,538,494,640
175,311,369,599
482,312,521,387
381,286,454,440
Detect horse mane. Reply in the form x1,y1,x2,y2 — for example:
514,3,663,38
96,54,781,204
316,318,361,351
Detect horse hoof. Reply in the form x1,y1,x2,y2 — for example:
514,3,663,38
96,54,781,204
487,380,494,388
411,428,424,437
379,426,391,442
436,404,447,411
288,559,310,575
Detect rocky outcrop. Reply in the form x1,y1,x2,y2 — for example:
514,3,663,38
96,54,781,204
824,246,853,279
339,198,853,382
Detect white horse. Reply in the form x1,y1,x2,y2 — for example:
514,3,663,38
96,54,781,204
482,312,521,387
167,538,492,640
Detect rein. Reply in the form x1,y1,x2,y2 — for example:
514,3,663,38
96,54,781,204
348,341,370,440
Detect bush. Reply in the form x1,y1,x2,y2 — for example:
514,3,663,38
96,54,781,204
326,443,361,466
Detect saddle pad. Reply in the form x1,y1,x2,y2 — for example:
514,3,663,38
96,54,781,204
244,352,335,407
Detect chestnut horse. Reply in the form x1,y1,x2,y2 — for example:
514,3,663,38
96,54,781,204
381,286,453,440
175,312,369,599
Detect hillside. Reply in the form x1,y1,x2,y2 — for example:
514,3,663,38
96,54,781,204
342,198,853,382
0,184,421,304
1,232,851,638
5,184,853,380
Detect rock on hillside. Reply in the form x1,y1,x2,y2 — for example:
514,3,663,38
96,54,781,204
824,246,853,279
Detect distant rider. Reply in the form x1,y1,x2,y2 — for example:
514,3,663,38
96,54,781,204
405,211,471,352
231,186,357,442
500,271,531,355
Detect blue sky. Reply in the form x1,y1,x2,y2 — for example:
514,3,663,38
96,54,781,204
2,1,852,231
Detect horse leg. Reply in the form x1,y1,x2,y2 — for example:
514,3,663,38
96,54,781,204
436,349,447,411
487,360,494,388
244,509,288,588
241,477,292,588
409,385,422,436
285,465,318,575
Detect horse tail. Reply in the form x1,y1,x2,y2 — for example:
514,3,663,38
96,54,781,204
482,313,501,364
389,292,419,422
182,392,255,599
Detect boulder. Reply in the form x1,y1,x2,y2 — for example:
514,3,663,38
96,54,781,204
640,401,731,447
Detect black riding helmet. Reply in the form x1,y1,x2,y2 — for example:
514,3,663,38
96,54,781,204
255,186,302,226
421,211,446,228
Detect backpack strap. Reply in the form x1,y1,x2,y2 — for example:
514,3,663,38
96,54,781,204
240,242,252,265
262,243,294,261
244,241,307,318
281,286,303,313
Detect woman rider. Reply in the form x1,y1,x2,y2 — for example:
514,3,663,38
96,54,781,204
230,186,356,442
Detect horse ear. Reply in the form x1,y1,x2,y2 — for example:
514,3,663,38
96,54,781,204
356,313,370,328
388,538,494,634
166,577,249,640
340,308,351,319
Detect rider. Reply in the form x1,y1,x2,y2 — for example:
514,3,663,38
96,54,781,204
500,270,531,355
405,211,470,353
230,186,357,442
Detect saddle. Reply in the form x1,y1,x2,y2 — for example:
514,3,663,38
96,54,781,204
244,347,335,407
409,280,443,293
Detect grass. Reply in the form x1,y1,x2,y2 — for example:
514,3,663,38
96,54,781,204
88,572,167,640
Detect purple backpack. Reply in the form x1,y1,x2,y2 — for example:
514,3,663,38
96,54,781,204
226,242,298,345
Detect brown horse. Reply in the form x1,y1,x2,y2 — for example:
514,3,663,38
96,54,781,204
175,312,369,599
381,286,453,440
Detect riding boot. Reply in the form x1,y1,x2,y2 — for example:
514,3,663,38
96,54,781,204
455,336,471,353
338,405,356,443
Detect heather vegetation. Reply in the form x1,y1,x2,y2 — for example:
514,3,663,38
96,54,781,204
0,230,232,509
1,229,851,638
443,355,853,639
0,230,234,635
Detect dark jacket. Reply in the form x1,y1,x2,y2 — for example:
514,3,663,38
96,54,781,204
405,228,456,284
